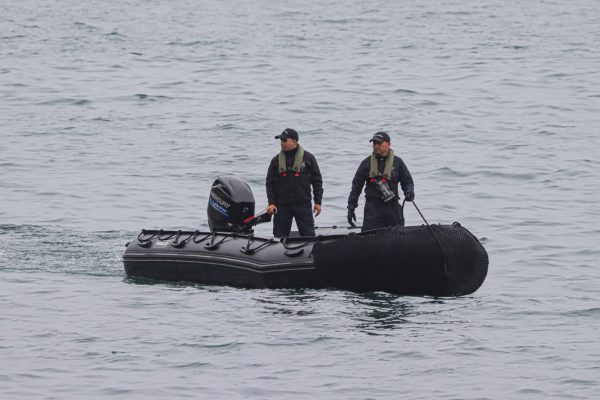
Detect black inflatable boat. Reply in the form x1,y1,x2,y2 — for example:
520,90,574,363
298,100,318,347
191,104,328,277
123,176,488,296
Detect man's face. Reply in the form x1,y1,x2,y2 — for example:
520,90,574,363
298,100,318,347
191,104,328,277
373,140,390,156
280,138,298,151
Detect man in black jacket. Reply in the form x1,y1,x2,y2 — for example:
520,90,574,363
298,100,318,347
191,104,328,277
347,131,414,232
266,128,323,237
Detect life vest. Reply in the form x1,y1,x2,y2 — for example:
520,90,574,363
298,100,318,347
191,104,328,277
279,144,304,177
369,148,395,181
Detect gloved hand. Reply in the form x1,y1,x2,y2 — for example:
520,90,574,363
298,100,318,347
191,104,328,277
347,208,357,227
405,191,415,202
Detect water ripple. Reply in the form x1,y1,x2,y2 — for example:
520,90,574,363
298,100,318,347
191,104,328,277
2,0,600,398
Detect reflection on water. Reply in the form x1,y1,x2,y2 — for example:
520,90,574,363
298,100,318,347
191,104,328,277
253,289,324,316
252,288,457,335
347,292,415,333
344,293,479,335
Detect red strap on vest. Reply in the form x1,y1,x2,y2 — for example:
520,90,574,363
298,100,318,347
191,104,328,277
370,177,389,183
281,171,301,177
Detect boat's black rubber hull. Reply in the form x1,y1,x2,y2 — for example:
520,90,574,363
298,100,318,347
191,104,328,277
125,258,321,289
123,224,488,296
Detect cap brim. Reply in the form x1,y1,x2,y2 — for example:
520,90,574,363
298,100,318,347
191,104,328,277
274,135,283,139
369,138,384,143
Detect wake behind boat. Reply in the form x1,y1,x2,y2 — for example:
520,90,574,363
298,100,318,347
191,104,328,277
123,176,488,296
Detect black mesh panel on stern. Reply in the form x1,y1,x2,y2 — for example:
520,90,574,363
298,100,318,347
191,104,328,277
312,224,488,296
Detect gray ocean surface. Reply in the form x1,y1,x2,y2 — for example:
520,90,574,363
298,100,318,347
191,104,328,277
1,0,599,398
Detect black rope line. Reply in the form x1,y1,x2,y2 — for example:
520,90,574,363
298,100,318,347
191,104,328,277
137,229,158,243
281,236,317,250
157,230,179,241
241,235,276,254
204,232,233,250
192,232,213,244
410,201,448,275
171,230,196,248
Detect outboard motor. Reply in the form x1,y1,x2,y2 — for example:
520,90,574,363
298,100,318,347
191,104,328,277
208,176,255,232
207,176,271,233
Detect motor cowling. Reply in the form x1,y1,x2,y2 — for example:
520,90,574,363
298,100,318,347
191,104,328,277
207,176,255,232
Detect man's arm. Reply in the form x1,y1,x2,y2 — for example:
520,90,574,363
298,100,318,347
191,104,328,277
308,153,323,205
266,158,278,205
348,160,367,210
398,158,414,195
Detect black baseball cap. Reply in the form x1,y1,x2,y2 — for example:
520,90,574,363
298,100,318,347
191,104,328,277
369,131,391,143
274,128,299,141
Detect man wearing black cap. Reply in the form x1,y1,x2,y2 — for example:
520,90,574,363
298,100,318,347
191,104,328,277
347,131,414,231
266,128,323,237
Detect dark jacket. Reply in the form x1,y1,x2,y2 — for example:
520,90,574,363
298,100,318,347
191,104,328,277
348,153,414,209
266,147,323,206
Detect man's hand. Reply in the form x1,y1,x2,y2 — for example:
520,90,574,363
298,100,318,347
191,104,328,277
405,191,415,202
314,204,321,217
347,208,357,228
266,204,278,215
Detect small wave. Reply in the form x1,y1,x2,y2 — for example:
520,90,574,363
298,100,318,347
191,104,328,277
133,94,174,101
430,167,537,181
503,45,528,50
152,81,185,88
418,100,440,106
167,39,227,47
106,31,127,38
319,17,387,24
174,361,211,368
537,130,556,136
564,308,600,317
0,161,23,168
0,224,130,277
36,98,91,106
545,73,569,79
272,10,310,17
73,22,99,31
393,88,418,95
215,123,240,131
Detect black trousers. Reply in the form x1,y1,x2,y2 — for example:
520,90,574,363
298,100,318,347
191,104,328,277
273,202,315,237
361,200,404,232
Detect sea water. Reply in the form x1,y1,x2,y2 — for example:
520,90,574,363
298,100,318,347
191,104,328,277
1,0,599,398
